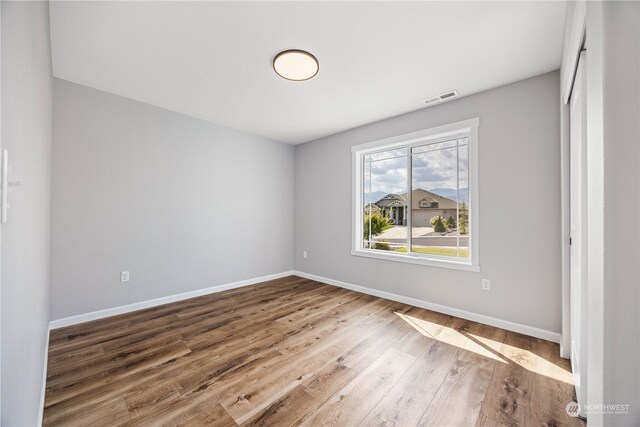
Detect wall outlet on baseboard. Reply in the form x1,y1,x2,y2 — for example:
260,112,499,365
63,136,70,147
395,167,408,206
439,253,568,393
481,279,490,291
303,251,308,259
120,271,130,283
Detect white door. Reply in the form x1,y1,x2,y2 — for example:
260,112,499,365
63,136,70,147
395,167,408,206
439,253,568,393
569,51,588,417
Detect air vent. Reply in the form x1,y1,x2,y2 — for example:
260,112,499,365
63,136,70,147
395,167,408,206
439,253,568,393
424,90,459,105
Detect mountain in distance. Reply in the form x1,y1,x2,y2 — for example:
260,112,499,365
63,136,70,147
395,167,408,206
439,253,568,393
364,191,389,205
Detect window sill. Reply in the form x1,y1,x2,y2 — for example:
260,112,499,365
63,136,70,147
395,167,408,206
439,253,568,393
351,249,481,272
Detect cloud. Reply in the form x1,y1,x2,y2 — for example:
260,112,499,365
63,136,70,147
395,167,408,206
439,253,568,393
364,144,469,194
412,148,456,189
365,152,408,193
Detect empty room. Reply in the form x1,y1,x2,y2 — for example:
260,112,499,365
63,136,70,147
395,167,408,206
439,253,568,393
1,1,639,426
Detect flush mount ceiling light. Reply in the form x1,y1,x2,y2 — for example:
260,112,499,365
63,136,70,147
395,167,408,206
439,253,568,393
273,49,319,81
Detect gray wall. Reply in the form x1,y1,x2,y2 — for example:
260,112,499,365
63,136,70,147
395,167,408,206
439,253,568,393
295,71,562,334
585,2,640,425
1,1,53,425
50,79,294,320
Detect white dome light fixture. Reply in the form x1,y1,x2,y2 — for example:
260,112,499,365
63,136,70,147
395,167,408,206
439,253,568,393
273,49,319,81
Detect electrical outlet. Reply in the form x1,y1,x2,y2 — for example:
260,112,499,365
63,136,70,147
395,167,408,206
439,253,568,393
120,271,130,283
481,279,490,291
303,251,308,259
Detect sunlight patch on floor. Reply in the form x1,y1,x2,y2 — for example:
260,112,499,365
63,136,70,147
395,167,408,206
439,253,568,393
395,312,574,384
396,312,506,363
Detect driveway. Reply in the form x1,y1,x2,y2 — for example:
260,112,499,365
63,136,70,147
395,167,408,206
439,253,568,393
374,225,468,248
377,226,434,239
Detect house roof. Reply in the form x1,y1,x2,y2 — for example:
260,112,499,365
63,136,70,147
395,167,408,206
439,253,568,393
374,189,457,209
374,193,406,208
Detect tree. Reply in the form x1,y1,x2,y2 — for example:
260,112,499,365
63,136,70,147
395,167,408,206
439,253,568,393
363,212,390,243
459,202,469,235
446,215,456,230
430,216,447,233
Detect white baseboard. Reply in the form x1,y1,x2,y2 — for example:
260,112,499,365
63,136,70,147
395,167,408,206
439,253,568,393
38,327,50,427
293,270,561,344
49,271,295,330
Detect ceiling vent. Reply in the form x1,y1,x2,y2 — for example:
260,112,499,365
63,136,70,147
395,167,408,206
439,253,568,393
424,90,459,105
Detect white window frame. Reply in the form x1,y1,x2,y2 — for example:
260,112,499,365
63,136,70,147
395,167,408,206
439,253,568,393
351,118,480,272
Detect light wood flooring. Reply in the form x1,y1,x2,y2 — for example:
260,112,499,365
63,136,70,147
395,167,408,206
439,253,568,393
44,276,584,426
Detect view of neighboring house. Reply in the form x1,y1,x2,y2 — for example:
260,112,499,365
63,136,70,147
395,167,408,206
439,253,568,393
372,189,458,226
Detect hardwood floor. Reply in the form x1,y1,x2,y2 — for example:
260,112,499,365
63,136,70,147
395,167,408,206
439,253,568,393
44,276,583,426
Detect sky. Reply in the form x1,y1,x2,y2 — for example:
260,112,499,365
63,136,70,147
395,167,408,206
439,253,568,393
364,138,469,196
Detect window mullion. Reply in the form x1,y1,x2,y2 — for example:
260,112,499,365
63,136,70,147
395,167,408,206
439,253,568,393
367,157,372,249
456,140,460,257
407,149,412,252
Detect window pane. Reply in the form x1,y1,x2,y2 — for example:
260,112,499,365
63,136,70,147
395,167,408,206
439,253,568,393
363,147,408,252
410,138,469,259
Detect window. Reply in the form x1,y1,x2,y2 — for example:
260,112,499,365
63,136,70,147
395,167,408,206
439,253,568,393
419,199,438,208
352,118,479,271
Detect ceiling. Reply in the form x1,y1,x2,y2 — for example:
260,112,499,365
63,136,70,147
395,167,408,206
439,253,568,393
49,1,567,145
